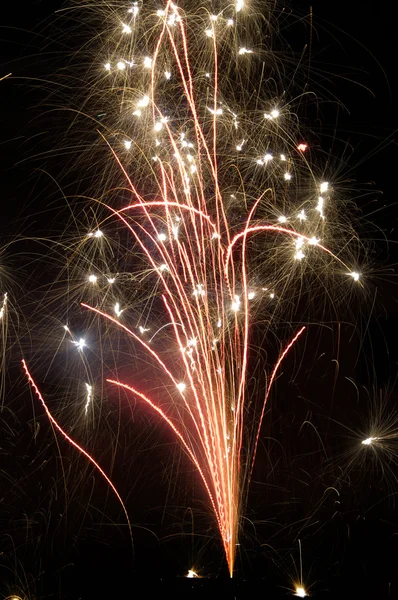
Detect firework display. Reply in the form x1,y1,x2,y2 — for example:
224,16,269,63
20,0,368,577
8,0,394,588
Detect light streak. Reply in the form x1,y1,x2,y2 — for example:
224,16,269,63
0,293,7,319
22,360,132,541
84,383,93,414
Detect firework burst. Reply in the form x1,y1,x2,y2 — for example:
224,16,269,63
22,0,366,576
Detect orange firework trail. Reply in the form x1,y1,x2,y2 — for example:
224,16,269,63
23,0,364,577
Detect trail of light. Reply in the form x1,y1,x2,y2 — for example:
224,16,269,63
21,359,132,543
107,378,221,531
81,303,215,471
225,225,349,287
0,292,7,319
162,294,229,539
117,201,220,238
250,326,306,476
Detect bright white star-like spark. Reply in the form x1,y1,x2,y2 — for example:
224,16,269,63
114,303,123,318
193,284,206,297
349,271,360,282
308,237,320,246
177,382,187,393
264,109,279,120
362,436,379,446
88,274,97,284
73,338,86,351
231,295,241,312
294,586,308,598
128,2,139,17
137,95,150,107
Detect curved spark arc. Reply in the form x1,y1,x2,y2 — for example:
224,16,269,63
106,379,222,538
21,359,133,543
250,326,307,476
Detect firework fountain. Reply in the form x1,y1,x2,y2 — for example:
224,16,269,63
23,0,364,577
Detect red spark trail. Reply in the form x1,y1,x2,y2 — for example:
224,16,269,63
22,359,132,543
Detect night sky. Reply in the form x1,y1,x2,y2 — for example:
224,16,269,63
1,1,398,598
